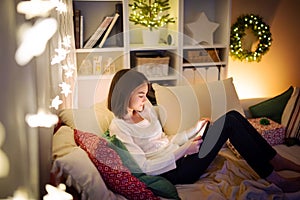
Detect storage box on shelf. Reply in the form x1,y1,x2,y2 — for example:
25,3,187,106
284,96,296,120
184,49,220,63
135,56,170,78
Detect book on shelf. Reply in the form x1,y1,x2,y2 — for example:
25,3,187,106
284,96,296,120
73,9,81,49
80,15,84,48
83,15,114,49
115,3,123,47
98,13,120,48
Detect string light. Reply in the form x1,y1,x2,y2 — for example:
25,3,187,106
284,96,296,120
25,109,58,128
15,18,58,66
15,0,74,130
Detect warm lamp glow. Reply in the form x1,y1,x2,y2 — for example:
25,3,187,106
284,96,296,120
228,58,267,99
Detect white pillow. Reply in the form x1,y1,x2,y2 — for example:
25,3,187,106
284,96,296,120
153,77,244,135
198,77,244,121
51,147,125,200
152,83,200,135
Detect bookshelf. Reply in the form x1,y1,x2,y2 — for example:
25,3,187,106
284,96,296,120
72,0,231,108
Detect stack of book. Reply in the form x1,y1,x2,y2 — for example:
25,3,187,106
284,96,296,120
74,4,122,49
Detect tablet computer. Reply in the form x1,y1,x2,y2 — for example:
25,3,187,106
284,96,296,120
195,120,210,139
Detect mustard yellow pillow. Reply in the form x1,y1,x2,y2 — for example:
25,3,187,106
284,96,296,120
58,100,114,135
52,126,77,159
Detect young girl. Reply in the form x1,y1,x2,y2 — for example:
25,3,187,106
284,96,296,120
107,69,300,193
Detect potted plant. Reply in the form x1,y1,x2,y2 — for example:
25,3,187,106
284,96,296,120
129,0,175,45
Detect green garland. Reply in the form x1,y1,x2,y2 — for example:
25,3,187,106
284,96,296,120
230,14,272,62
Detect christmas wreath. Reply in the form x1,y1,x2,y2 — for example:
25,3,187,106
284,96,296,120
230,14,272,62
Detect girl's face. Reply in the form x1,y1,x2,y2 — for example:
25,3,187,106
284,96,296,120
128,83,148,112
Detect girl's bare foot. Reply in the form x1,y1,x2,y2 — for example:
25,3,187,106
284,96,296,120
266,170,300,193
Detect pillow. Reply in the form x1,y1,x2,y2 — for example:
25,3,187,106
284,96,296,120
58,108,102,135
281,87,300,142
92,100,114,133
249,86,293,124
51,147,124,200
153,77,244,135
103,131,180,200
52,125,77,159
196,77,244,121
152,83,200,135
74,129,159,200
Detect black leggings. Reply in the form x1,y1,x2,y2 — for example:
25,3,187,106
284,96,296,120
160,110,277,184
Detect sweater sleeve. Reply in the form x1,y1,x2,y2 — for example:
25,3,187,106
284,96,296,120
109,120,177,176
169,131,189,146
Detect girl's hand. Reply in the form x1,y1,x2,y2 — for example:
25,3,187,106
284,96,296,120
193,135,202,141
186,119,210,139
174,138,203,160
185,139,203,155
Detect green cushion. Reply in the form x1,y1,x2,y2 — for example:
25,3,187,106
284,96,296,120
249,86,293,123
103,130,180,200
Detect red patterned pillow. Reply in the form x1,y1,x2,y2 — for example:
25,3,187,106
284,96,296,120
74,129,159,200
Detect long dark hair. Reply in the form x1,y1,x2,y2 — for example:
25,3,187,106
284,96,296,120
107,69,149,118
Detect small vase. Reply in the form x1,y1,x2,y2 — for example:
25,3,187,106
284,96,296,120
142,29,160,45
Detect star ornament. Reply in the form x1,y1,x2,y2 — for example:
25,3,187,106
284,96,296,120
59,82,72,97
51,95,63,110
186,12,219,45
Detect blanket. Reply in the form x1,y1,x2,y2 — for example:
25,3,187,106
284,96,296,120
175,148,300,200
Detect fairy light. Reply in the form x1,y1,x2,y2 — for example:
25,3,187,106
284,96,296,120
59,82,72,97
15,0,75,130
25,109,59,128
129,0,175,31
51,96,63,110
15,18,58,66
0,122,9,178
43,184,72,200
17,0,56,19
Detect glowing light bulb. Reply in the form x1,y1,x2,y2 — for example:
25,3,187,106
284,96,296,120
43,184,73,200
15,18,57,66
17,0,56,19
25,109,58,128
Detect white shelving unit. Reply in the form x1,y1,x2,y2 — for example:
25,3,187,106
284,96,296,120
73,0,231,108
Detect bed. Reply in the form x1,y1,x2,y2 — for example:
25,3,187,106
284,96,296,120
51,78,300,199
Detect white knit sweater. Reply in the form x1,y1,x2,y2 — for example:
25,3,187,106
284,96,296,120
109,101,189,175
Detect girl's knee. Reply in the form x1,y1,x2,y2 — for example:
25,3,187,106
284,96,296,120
227,110,243,118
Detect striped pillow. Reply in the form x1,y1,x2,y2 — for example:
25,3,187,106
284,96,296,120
281,87,300,140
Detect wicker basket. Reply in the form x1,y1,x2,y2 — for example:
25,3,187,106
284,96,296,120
135,56,169,77
185,49,220,63
135,56,170,66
